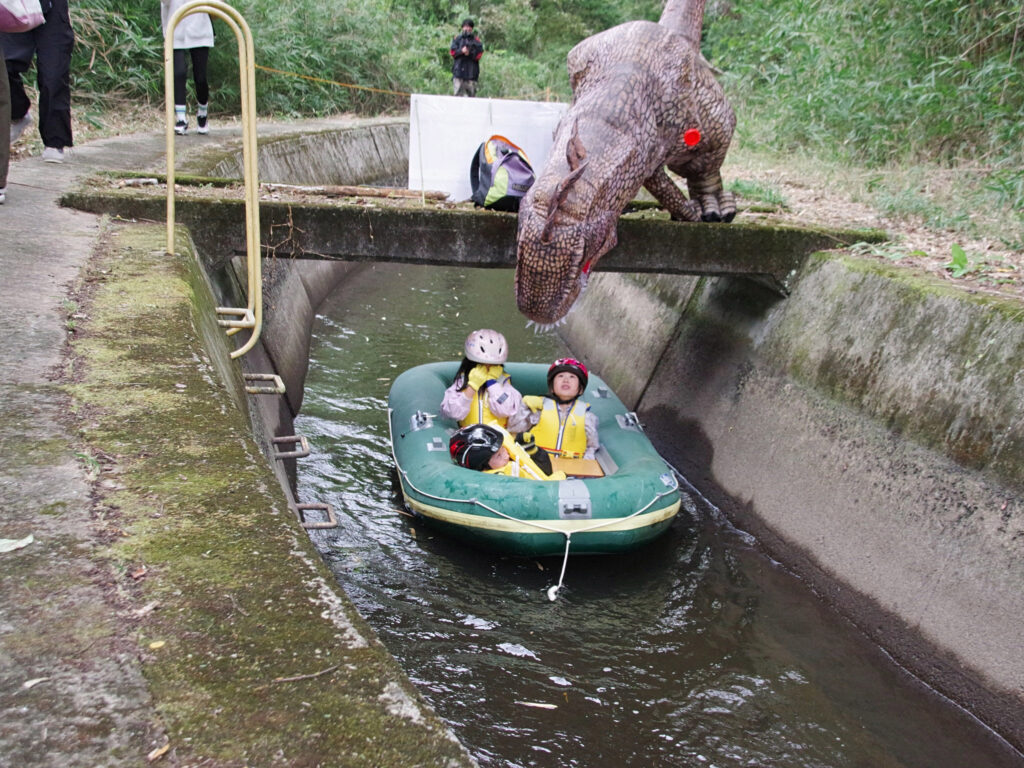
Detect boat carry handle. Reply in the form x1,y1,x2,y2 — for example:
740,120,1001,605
616,412,644,431
410,411,435,432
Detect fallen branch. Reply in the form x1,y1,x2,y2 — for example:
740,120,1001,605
272,664,340,683
261,182,448,201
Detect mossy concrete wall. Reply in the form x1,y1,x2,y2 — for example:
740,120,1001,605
561,260,1024,750
66,222,474,766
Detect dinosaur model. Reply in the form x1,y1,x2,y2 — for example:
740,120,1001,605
514,0,736,327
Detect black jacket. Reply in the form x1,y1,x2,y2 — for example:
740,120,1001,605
450,32,483,81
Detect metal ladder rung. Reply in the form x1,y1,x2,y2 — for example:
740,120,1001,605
272,435,310,459
216,306,256,329
244,372,285,394
296,502,338,529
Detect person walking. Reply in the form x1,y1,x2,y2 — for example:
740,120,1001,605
0,0,75,163
449,18,483,97
161,0,214,135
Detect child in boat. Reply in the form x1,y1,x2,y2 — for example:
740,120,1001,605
508,358,600,460
449,424,566,481
440,329,523,429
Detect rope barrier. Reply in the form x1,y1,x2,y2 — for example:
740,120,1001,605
253,64,411,98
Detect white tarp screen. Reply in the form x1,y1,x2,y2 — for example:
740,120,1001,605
408,94,568,202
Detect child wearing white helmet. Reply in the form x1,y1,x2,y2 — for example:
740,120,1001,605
440,329,524,429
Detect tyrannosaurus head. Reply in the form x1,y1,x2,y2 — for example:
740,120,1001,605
513,121,618,327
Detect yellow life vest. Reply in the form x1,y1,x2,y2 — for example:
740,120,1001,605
524,396,590,459
484,430,566,481
459,365,510,429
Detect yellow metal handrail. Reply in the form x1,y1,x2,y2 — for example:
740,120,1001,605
164,0,261,359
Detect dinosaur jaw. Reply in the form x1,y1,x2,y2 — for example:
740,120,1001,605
514,260,590,327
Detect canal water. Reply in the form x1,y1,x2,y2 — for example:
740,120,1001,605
294,263,1020,768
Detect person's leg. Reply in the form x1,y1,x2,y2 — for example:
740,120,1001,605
0,40,9,199
33,0,74,151
173,49,188,132
453,77,464,96
190,48,209,104
465,79,477,97
0,29,36,123
190,48,210,133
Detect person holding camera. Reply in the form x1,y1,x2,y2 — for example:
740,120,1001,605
449,18,483,97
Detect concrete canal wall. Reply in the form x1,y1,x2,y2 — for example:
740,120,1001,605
181,121,1022,750
562,265,1024,749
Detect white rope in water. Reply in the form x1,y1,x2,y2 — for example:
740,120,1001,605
388,409,680,600
547,534,572,601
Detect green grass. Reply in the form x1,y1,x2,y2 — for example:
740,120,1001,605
66,0,1022,172
728,178,789,209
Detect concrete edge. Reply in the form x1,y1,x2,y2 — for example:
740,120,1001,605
63,220,476,766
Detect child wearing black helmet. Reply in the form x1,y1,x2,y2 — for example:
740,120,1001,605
449,423,565,481
509,358,600,460
440,329,524,429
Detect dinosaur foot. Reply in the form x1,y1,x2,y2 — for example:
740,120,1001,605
697,190,736,223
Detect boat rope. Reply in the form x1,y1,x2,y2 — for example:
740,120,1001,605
388,409,679,600
548,535,572,602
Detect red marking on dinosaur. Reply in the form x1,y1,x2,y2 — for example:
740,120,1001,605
684,128,701,146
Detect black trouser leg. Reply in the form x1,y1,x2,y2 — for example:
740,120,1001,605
0,41,9,189
173,49,188,106
190,48,209,105
32,0,74,149
0,31,34,122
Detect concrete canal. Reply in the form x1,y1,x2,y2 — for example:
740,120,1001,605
53,118,1022,765
294,262,1020,767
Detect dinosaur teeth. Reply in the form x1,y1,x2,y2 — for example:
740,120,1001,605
525,320,559,334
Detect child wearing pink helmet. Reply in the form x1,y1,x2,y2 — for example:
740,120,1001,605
509,357,599,460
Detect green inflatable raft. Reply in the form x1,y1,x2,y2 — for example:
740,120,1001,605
387,362,681,566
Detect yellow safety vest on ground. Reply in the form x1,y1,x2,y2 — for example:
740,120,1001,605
459,367,511,429
524,396,589,459
484,430,566,481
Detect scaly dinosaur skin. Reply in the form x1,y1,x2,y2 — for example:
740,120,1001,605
514,0,736,326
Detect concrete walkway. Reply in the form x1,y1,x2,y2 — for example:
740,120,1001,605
0,127,475,766
1,135,169,764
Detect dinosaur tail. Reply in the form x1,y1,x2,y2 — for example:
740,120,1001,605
658,0,705,49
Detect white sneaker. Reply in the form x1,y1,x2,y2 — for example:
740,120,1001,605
0,187,6,204
42,146,65,163
10,111,31,143
196,113,209,135
174,119,188,135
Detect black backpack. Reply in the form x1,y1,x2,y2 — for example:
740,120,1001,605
469,135,535,212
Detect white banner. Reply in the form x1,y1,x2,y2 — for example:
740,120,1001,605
408,94,568,202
